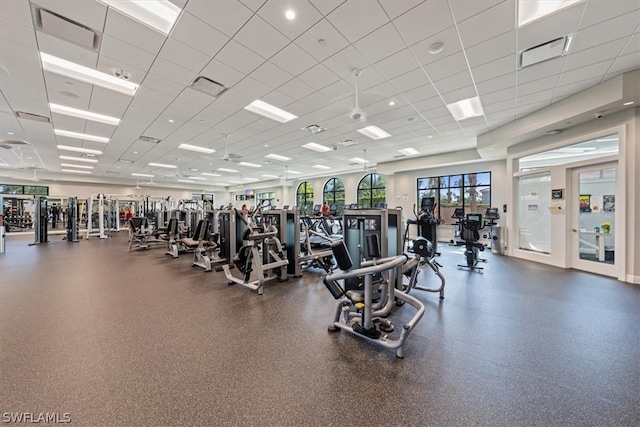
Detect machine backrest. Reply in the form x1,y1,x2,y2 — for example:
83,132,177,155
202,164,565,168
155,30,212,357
192,219,209,241
366,234,381,259
129,217,147,232
166,218,178,235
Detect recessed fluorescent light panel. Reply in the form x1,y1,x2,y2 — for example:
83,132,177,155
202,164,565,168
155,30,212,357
178,179,196,183
60,163,94,169
218,167,238,173
148,162,177,168
520,35,573,68
398,148,420,156
40,53,138,96
97,0,181,35
245,178,259,182
178,143,215,154
348,157,368,164
287,170,301,175
201,172,221,177
57,145,103,155
313,165,331,170
302,142,332,153
244,100,297,123
446,96,484,121
188,177,206,181
265,154,291,161
262,174,279,178
54,129,109,143
357,125,391,140
228,180,242,184
59,155,98,163
238,162,261,168
62,169,91,174
518,0,583,27
49,103,120,126
131,173,154,177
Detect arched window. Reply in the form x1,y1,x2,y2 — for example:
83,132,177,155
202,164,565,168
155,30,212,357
323,178,345,209
357,173,385,208
296,182,314,212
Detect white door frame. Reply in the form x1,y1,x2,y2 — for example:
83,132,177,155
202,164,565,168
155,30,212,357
570,161,622,279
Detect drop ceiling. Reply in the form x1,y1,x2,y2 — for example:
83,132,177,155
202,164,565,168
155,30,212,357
0,0,638,189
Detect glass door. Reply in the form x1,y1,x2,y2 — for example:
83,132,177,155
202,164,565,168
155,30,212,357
571,163,618,277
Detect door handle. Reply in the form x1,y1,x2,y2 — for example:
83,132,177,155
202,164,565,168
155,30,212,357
571,228,578,232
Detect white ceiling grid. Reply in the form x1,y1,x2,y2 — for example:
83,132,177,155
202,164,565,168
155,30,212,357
0,0,638,187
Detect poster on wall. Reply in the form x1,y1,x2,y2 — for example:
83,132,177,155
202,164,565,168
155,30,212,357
603,195,615,212
579,194,591,212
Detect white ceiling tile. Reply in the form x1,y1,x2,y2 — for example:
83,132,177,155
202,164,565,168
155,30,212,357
557,59,614,86
387,68,428,93
84,121,117,137
476,73,516,94
482,97,514,114
233,76,273,98
37,32,98,68
104,9,166,55
393,0,453,46
184,0,253,38
516,2,585,51
257,0,322,41
433,70,474,95
516,57,563,84
133,87,175,107
480,86,515,105
516,101,549,118
43,72,93,104
270,42,317,76
0,45,42,80
465,30,516,68
251,61,293,89
378,0,423,20
235,15,290,59
411,26,463,67
239,0,267,12
0,16,37,49
564,38,629,72
449,0,504,23
298,64,340,91
457,1,515,48
301,90,332,110
441,85,478,105
424,52,469,81
400,84,438,104
199,59,245,88
374,48,420,80
88,86,132,118
0,0,32,27
171,12,229,57
572,11,640,53
140,73,185,98
327,0,389,43
149,57,198,86
295,18,350,62
100,34,156,72
580,0,640,30
216,39,265,74
605,52,640,76
322,46,369,79
262,90,295,109
219,89,255,108
472,55,515,83
2,73,46,103
308,0,345,16
517,89,555,107
159,38,210,73
354,22,406,63
552,77,602,101
517,75,559,96
620,33,639,56
174,89,214,108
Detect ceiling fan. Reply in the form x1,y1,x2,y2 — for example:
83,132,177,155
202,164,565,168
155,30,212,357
164,158,194,178
350,69,366,122
219,134,242,162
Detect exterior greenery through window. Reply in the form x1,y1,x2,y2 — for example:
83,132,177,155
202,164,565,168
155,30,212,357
323,178,345,209
417,172,491,222
296,182,313,212
357,173,385,208
0,184,49,195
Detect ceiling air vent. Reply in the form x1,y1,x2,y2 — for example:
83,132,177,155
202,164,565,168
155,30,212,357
189,76,228,98
338,139,358,147
118,159,134,164
138,136,161,144
520,35,573,68
16,111,51,123
33,7,100,51
0,139,29,150
301,124,326,134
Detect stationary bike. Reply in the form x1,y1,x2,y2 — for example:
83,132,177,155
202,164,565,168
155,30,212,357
455,213,487,272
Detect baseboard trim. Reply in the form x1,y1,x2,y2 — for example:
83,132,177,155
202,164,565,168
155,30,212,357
625,274,640,284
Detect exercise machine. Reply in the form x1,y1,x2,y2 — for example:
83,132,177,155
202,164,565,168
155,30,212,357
218,208,288,295
181,219,215,271
455,213,486,272
29,196,48,246
403,237,446,299
323,235,425,359
65,197,79,242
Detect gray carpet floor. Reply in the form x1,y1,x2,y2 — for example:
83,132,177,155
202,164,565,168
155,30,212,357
1,232,638,426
